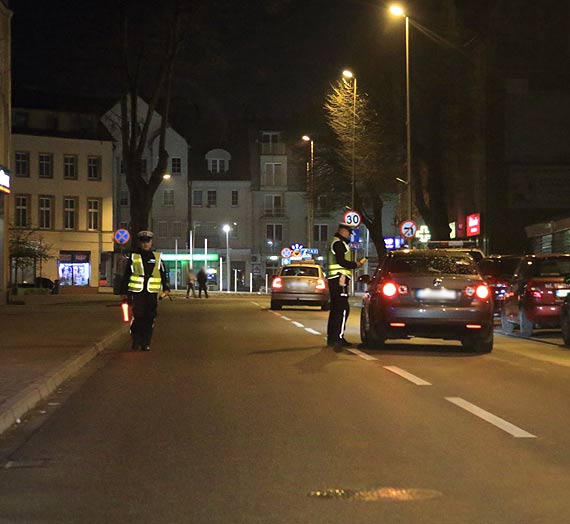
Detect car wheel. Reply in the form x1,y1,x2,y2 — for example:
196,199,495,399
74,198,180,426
519,309,534,338
321,302,330,311
462,326,493,353
360,307,384,349
270,301,282,310
501,308,515,335
561,309,570,346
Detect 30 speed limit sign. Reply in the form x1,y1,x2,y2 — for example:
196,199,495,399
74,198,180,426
342,209,362,227
400,220,418,239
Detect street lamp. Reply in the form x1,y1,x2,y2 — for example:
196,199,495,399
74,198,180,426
390,5,412,222
302,135,314,248
222,224,231,293
342,69,357,209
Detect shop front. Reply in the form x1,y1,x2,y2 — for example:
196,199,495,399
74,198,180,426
58,251,91,287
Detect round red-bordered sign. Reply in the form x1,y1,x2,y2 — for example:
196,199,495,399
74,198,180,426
342,209,362,227
399,220,418,239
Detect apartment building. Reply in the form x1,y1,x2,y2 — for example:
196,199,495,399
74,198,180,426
11,101,114,290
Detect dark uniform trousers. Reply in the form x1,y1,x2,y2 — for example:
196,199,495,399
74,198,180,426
130,291,159,347
327,275,350,343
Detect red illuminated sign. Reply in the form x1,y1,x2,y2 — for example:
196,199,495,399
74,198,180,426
466,213,480,237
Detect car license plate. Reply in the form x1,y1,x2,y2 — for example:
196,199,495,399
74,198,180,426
416,288,456,300
556,289,570,298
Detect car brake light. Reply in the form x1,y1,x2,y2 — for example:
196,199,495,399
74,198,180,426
272,277,283,289
530,288,542,299
382,282,398,297
390,322,406,327
466,324,482,329
475,285,490,300
316,278,326,290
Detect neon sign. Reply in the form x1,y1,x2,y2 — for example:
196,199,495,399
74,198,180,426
466,213,480,237
0,168,10,194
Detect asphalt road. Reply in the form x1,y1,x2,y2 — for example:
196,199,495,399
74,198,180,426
1,296,570,524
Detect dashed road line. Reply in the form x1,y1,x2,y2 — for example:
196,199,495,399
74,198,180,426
384,366,432,386
305,328,321,335
251,301,261,307
446,397,536,438
292,321,304,328
281,316,291,321
347,348,378,361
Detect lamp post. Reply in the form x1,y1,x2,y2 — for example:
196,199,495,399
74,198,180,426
302,135,314,248
342,69,357,209
389,5,412,222
222,224,231,293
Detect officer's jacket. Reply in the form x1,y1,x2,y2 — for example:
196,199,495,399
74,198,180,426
327,234,358,278
120,250,170,294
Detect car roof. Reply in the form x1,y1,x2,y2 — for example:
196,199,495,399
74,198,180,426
521,253,570,259
390,249,476,258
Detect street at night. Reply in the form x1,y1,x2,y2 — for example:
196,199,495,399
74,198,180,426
2,296,570,523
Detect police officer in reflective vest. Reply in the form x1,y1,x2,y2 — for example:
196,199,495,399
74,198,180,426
327,223,366,351
121,231,170,351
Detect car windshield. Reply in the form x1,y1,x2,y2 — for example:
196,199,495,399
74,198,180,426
281,266,319,277
386,256,478,276
522,257,570,278
479,258,520,278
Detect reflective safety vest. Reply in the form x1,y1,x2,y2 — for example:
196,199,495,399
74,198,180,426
128,252,163,293
327,237,352,278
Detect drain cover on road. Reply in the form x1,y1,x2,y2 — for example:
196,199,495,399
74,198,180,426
308,487,442,501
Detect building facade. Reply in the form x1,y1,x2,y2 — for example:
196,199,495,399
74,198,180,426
11,105,114,290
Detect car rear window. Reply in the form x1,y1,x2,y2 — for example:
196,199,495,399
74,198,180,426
521,257,570,278
479,257,521,278
281,266,319,277
386,256,478,276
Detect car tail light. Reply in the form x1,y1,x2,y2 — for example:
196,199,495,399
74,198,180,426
381,281,408,297
466,324,482,329
390,322,406,327
465,285,490,299
272,277,283,289
316,278,326,290
530,288,542,299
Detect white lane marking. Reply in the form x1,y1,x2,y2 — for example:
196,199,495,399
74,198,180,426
292,321,304,328
384,366,432,386
446,397,537,438
281,316,291,321
305,328,321,335
251,301,261,307
270,311,281,316
347,348,378,361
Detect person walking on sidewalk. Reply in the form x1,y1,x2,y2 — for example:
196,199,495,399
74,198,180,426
326,222,366,352
121,231,170,351
186,266,196,299
196,267,209,298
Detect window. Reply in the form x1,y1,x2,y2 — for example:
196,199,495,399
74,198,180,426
15,194,30,227
64,197,78,230
64,155,78,180
39,153,53,178
192,190,203,207
163,189,175,206
264,194,283,216
171,157,182,176
87,156,101,181
158,221,168,237
39,195,54,229
266,224,283,242
263,163,285,186
14,112,29,128
119,221,129,230
314,224,329,242
15,152,29,177
231,190,239,207
261,132,282,153
171,221,182,238
209,159,226,173
87,198,101,231
317,195,327,211
207,190,217,207
119,190,129,207
230,223,239,240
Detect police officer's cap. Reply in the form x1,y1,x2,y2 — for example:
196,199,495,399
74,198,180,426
338,222,355,232
137,230,154,240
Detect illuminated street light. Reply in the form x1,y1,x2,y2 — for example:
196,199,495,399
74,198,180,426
302,135,314,247
163,173,171,180
222,224,231,293
390,4,412,222
342,69,357,209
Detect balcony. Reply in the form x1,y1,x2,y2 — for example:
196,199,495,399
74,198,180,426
263,207,286,218
260,143,286,155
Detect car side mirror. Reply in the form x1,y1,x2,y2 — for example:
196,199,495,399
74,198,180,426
358,274,371,284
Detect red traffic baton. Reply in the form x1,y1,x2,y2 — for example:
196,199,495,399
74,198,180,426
121,300,131,322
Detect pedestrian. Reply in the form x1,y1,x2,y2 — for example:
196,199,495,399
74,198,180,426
196,267,209,298
326,222,366,352
186,266,196,299
121,230,170,351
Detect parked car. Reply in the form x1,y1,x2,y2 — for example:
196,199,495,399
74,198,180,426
360,249,494,353
501,253,570,337
561,295,570,346
478,255,523,314
270,261,329,310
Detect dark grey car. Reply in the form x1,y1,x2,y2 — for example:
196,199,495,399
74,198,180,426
360,250,494,352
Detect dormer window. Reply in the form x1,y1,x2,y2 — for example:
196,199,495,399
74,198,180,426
205,148,231,174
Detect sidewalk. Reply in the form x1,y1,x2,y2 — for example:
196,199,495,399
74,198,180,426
0,294,129,436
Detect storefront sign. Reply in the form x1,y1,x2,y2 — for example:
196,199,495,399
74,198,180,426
0,167,10,194
466,213,481,237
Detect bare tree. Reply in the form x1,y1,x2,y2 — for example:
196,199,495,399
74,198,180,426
118,0,187,236
9,229,53,285
323,78,398,261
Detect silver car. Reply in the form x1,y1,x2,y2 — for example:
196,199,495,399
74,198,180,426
360,250,494,352
270,261,330,310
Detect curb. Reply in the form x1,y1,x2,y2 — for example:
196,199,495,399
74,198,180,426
0,325,129,437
